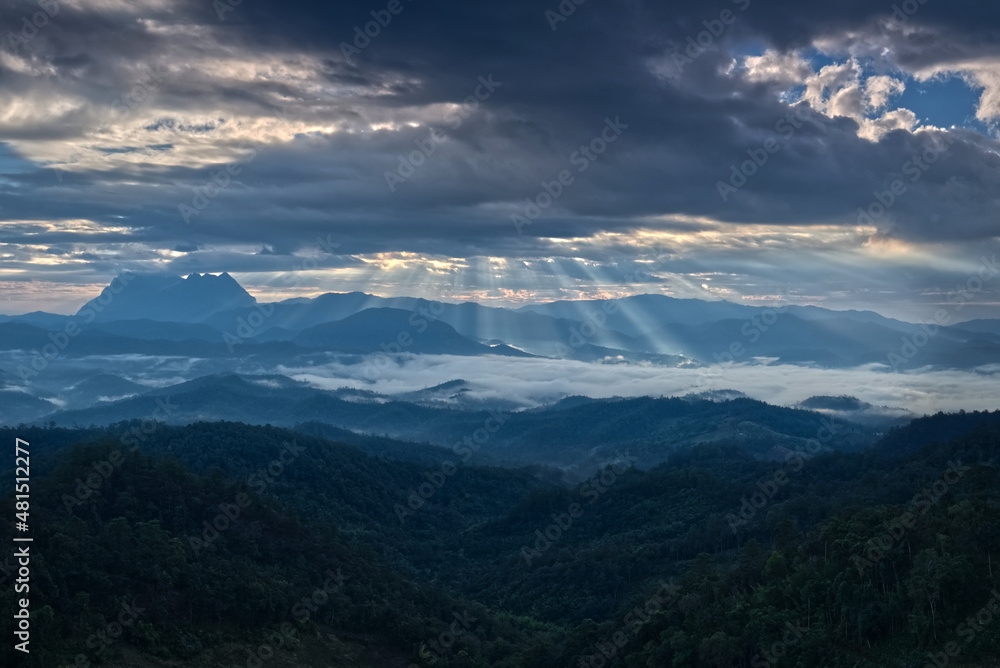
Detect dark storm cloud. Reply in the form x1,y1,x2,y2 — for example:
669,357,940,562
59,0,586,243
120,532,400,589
1,0,999,312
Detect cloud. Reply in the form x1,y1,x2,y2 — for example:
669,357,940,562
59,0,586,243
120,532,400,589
865,75,906,112
783,58,916,141
279,353,1000,416
910,60,1000,122
743,50,814,86
2,0,1000,316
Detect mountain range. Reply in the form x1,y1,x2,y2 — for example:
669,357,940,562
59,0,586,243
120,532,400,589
26,372,886,475
2,274,999,668
0,272,997,367
0,273,995,433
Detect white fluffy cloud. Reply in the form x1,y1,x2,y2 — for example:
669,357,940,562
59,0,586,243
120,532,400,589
281,353,1000,415
743,50,814,85
754,55,918,141
911,60,1000,122
865,75,907,111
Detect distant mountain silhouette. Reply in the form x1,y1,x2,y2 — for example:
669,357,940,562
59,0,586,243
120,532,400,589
36,373,877,473
294,307,531,356
0,273,995,371
517,294,760,337
76,272,255,323
0,389,54,423
800,395,870,411
90,319,224,341
0,311,72,328
951,318,1000,337
205,291,385,332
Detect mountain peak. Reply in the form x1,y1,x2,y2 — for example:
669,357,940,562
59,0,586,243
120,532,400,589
77,272,257,323
185,271,237,282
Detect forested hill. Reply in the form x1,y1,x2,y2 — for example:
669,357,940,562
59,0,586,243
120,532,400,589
1,418,999,667
33,381,881,475
872,409,1000,457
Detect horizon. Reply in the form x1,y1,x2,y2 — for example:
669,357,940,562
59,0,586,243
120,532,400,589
2,0,1000,323
3,258,999,322
3,2,1000,664
0,269,992,326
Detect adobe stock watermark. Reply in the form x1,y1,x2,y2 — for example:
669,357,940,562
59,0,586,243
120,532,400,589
57,601,146,668
544,0,587,31
213,0,243,20
62,398,176,514
923,588,1000,668
107,65,167,116
551,269,654,358
188,440,306,556
179,105,295,224
667,0,751,77
690,289,793,390
394,411,507,523
339,0,414,63
877,0,932,36
0,552,18,590
716,105,812,202
552,298,622,357
408,611,478,667
887,255,998,370
512,116,629,233
710,303,788,365
857,132,958,225
6,0,60,51
726,416,840,533
244,568,349,668
750,620,809,668
578,579,681,667
520,451,637,566
179,142,260,224
385,74,502,192
851,460,969,575
291,568,348,625
55,65,167,183
223,234,342,351
16,270,136,384
362,301,446,382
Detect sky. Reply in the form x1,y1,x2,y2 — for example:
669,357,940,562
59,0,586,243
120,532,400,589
1,0,1000,321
